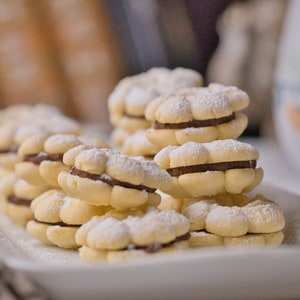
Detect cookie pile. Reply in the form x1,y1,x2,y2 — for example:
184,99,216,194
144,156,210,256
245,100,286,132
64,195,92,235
0,67,286,264
0,105,82,226
108,67,285,254
24,142,173,250
18,133,109,241
27,189,105,249
108,67,203,149
76,208,190,263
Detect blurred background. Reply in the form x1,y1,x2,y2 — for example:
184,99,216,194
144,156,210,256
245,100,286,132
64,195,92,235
0,0,288,136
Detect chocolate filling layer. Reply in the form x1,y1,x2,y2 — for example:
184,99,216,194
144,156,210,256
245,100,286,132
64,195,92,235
70,167,156,193
33,218,79,227
154,112,235,129
24,152,63,165
0,145,18,154
7,195,32,206
167,160,257,177
129,232,191,253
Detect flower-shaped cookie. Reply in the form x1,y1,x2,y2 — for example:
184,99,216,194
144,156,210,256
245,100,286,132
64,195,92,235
145,83,249,147
108,67,203,141
0,104,81,173
27,189,105,249
0,172,49,226
154,140,263,198
16,133,109,187
181,193,285,248
76,208,190,263
58,147,171,210
121,130,161,159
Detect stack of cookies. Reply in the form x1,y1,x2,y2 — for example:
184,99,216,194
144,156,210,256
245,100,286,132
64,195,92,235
0,104,82,226
107,67,285,252
16,133,109,245
0,67,286,264
108,67,203,150
29,145,181,254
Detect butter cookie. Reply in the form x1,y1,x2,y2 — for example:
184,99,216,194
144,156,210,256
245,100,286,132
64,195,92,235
154,140,263,197
76,208,190,263
145,84,249,147
58,148,171,210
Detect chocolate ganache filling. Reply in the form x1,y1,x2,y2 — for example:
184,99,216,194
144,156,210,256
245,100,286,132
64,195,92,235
33,218,79,227
70,167,156,193
7,195,32,206
0,145,18,154
24,152,64,165
154,112,235,129
167,160,256,177
128,232,191,253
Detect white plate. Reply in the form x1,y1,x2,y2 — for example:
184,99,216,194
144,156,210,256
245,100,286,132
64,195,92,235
1,183,300,300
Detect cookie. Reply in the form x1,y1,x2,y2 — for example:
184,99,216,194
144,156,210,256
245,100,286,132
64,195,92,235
145,84,249,147
58,148,171,210
154,140,263,198
188,230,284,248
110,127,131,148
0,172,17,213
157,191,183,212
16,133,109,188
15,134,51,186
108,67,203,146
181,193,285,243
27,189,105,248
39,134,109,188
6,178,48,226
121,130,161,159
75,208,190,263
0,104,81,172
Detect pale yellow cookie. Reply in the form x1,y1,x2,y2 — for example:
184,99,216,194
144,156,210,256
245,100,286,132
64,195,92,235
58,148,172,210
0,123,22,170
40,134,109,188
76,208,190,263
145,84,249,147
0,172,16,212
16,134,50,186
6,179,48,226
17,133,110,188
121,130,161,159
108,67,203,145
0,104,81,171
157,191,183,212
27,189,106,249
154,140,263,198
189,230,284,248
182,193,285,239
110,127,131,148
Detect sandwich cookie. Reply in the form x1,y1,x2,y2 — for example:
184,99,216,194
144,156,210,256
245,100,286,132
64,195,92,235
16,134,109,188
76,208,190,263
6,178,48,226
27,189,105,248
58,147,171,210
121,130,161,159
108,67,203,146
0,104,81,174
145,83,249,147
181,193,285,248
154,140,263,198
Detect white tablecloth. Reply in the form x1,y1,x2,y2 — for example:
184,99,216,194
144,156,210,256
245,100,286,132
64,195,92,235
244,137,300,196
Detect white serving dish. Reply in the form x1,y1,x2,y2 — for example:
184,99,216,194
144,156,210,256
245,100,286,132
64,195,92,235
0,183,299,300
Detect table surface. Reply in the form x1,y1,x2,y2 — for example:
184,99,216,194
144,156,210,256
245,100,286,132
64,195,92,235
244,137,300,196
